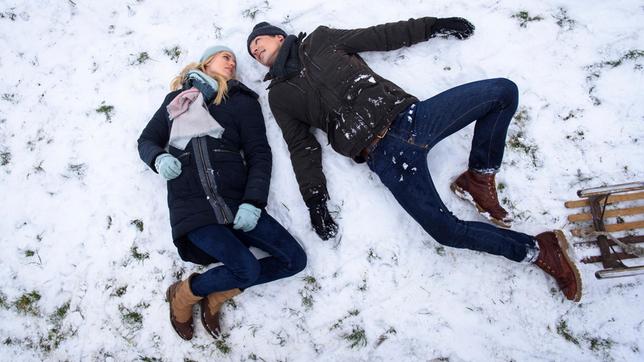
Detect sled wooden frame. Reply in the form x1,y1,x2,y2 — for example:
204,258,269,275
565,181,644,279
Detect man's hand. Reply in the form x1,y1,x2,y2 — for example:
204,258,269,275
307,198,338,240
431,17,475,40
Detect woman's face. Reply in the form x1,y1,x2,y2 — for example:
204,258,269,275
204,51,236,80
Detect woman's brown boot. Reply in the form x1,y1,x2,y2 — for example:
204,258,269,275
166,273,202,340
200,289,241,338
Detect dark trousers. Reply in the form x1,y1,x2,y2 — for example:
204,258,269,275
188,212,307,296
367,78,535,262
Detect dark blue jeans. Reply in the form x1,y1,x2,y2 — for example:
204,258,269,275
188,212,307,296
367,78,535,262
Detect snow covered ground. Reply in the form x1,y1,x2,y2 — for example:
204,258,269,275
1,0,642,361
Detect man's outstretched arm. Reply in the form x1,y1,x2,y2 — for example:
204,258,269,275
323,16,474,54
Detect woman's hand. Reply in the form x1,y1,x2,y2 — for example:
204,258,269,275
233,203,261,232
155,153,182,180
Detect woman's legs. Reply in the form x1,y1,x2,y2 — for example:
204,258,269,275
188,212,307,296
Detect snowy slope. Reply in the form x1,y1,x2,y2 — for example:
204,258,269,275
0,0,642,361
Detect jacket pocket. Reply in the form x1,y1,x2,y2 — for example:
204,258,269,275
210,149,247,199
167,152,200,199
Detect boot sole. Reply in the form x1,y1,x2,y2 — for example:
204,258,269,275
553,230,583,302
450,182,512,228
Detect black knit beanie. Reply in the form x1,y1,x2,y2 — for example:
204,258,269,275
247,22,287,56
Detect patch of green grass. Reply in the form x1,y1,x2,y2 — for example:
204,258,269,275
561,109,583,121
111,285,127,297
138,356,162,362
132,51,150,65
14,291,41,315
25,249,35,257
67,163,87,178
40,327,67,352
565,129,585,142
215,333,231,354
367,248,381,263
508,132,540,167
130,219,144,232
512,11,544,28
50,301,71,324
299,275,321,309
330,309,360,331
119,305,143,329
343,326,367,349
585,49,643,105
375,327,397,347
0,151,10,166
1,93,17,103
225,298,237,310
556,319,580,345
1,10,17,21
130,246,149,261
0,291,8,309
512,107,530,128
587,336,614,352
96,101,114,121
553,7,575,30
163,46,181,63
241,2,270,20
357,277,367,292
598,50,644,69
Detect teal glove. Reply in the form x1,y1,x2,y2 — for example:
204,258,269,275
154,153,182,180
233,203,261,232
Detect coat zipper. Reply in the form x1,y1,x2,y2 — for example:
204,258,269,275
194,137,233,224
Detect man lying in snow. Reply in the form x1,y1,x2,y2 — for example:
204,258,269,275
246,17,582,301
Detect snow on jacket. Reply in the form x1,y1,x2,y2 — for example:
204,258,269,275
266,17,437,203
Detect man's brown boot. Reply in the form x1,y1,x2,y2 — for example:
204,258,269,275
450,169,512,227
166,273,202,340
200,288,241,338
534,230,582,302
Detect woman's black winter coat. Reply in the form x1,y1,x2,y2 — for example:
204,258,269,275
137,81,271,264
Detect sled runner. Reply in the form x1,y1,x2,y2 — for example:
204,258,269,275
565,181,644,279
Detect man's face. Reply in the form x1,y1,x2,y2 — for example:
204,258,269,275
250,35,285,67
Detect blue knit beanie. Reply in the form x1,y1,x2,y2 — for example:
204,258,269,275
200,45,235,63
247,22,287,56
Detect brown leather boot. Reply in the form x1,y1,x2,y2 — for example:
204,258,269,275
534,230,582,302
200,288,241,338
450,169,512,227
166,273,202,340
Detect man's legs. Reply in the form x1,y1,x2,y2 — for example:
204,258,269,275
367,131,535,262
366,78,581,300
405,78,519,226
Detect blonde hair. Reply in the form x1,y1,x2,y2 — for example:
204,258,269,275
169,54,231,105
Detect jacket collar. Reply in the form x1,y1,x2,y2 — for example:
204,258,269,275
264,32,306,84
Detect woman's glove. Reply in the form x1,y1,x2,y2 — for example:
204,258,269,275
431,17,475,39
154,153,182,180
233,203,261,232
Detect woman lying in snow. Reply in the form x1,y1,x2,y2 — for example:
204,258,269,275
137,45,307,341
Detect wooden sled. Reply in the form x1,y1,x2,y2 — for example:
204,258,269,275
565,181,644,279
